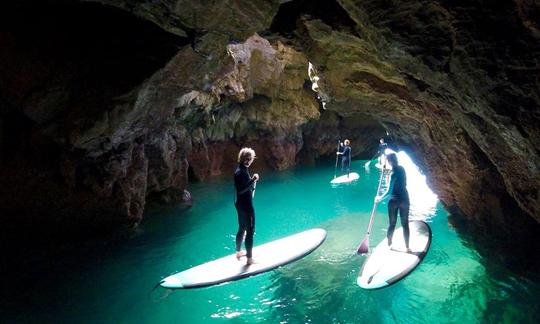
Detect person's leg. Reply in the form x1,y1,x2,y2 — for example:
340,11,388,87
399,201,410,250
236,206,248,258
245,211,255,264
387,199,398,246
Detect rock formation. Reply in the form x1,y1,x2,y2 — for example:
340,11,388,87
0,0,538,257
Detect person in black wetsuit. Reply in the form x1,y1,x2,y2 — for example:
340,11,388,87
336,139,351,176
234,147,259,265
375,153,411,253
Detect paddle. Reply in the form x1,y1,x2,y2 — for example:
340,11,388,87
333,140,340,179
252,179,257,198
357,162,387,254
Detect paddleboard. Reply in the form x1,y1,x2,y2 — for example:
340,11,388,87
357,220,431,289
330,172,360,184
160,228,327,289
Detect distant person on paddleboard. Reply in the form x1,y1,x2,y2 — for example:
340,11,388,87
375,153,411,253
336,139,351,176
377,138,388,167
234,147,259,265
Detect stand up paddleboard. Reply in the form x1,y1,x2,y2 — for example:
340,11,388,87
160,228,327,289
357,220,431,289
330,172,360,184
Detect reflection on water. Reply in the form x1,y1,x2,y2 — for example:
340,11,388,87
3,155,539,323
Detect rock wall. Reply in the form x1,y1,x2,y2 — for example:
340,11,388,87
0,0,538,247
300,0,540,224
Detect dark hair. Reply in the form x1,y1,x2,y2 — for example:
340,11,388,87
386,153,398,166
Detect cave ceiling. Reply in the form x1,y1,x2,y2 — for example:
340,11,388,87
0,0,538,230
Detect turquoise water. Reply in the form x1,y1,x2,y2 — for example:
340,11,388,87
4,156,539,323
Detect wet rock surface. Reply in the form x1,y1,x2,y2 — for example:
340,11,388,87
0,0,538,255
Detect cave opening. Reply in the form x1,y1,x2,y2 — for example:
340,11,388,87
307,62,328,110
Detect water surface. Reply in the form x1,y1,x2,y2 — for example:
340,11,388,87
4,154,539,323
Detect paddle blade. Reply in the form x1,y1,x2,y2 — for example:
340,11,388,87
357,237,369,254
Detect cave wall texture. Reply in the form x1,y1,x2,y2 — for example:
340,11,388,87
0,0,539,249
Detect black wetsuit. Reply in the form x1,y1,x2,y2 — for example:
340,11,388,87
341,145,351,175
234,163,255,258
387,165,410,248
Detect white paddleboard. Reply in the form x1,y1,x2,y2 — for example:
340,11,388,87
357,220,431,289
330,172,360,184
160,228,327,289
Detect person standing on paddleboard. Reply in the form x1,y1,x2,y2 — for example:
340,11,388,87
234,147,259,265
337,139,352,177
375,153,411,253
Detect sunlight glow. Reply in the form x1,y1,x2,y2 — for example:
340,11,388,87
308,62,327,110
395,151,438,220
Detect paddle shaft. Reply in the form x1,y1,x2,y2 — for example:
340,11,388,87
357,160,387,254
333,140,340,178
252,180,257,198
366,164,387,235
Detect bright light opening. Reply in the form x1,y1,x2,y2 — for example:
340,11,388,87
369,149,438,219
308,62,327,110
395,151,438,220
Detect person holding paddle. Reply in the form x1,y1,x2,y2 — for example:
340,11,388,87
234,147,259,265
336,139,352,176
375,153,411,253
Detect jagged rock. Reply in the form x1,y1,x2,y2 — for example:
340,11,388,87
297,1,540,225
0,0,538,248
85,0,283,39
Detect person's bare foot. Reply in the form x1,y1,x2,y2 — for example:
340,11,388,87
236,251,245,260
246,258,255,265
